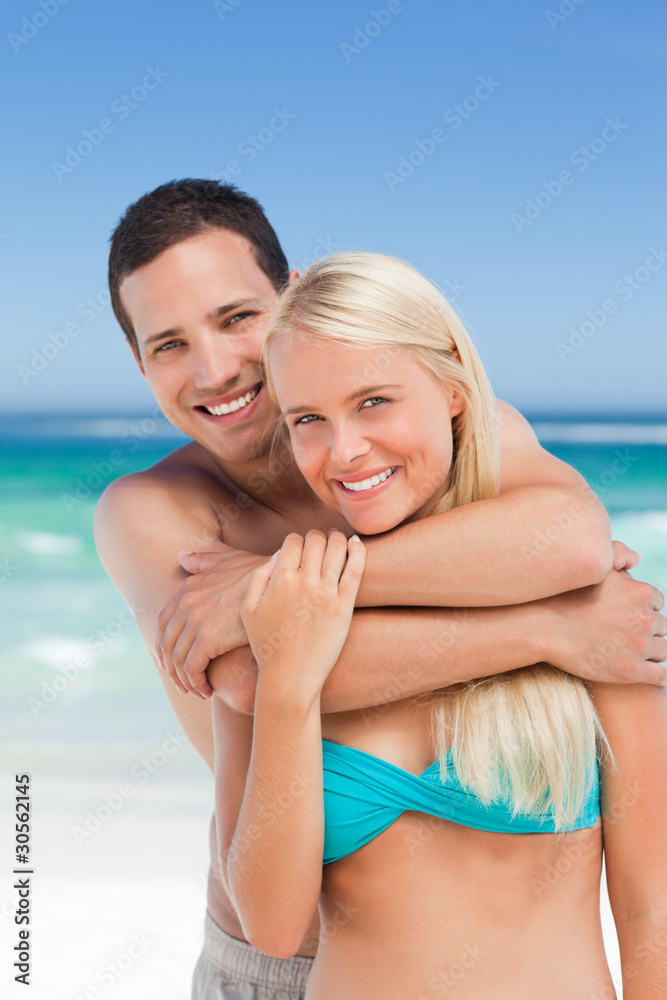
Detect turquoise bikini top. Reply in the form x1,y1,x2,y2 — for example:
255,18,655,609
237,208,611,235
321,739,600,865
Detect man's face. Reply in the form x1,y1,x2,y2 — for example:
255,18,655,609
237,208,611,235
120,228,290,464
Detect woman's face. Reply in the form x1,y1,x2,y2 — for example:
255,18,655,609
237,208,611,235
269,336,465,535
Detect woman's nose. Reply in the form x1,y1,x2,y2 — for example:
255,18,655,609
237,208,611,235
330,424,371,467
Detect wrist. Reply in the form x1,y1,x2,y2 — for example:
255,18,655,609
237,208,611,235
521,600,568,668
255,673,322,716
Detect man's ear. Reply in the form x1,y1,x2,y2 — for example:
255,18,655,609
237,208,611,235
126,337,146,378
287,268,300,284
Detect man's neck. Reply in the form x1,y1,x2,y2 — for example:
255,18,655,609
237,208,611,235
196,441,319,514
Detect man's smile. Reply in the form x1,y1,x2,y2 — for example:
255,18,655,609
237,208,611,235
194,381,265,422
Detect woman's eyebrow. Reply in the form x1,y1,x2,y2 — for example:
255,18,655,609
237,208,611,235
284,384,403,416
346,383,403,402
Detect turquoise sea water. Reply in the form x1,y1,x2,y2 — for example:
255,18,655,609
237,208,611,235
2,414,667,749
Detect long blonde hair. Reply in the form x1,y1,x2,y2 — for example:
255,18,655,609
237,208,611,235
263,251,605,829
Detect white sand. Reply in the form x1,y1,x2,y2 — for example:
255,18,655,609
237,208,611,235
0,744,214,1000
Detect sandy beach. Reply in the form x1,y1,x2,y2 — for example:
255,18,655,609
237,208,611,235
0,742,214,1000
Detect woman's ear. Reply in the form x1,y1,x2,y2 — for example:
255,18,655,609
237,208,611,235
450,391,466,418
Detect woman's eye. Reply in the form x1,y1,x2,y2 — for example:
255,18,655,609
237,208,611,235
361,396,388,409
294,414,320,426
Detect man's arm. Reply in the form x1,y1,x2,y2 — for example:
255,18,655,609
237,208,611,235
590,681,667,999
95,469,665,719
93,470,238,763
163,401,615,692
211,569,667,715
355,400,613,607
96,470,568,714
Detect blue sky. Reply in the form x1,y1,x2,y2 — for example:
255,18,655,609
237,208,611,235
2,0,665,416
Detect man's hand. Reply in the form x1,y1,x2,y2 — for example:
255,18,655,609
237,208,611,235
155,548,267,698
540,547,666,685
610,539,642,572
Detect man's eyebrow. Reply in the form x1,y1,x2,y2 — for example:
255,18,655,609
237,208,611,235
204,298,265,322
142,299,266,348
284,384,403,416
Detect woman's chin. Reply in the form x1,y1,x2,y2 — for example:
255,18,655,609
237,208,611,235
346,512,404,536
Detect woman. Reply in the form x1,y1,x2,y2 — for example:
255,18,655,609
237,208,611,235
224,252,667,998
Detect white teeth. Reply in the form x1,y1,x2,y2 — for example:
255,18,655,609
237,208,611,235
342,467,396,492
204,385,260,416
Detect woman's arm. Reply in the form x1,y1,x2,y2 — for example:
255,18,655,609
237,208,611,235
590,681,667,998
225,679,325,957
222,530,365,957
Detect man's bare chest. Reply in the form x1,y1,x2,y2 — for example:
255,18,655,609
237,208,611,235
206,484,350,557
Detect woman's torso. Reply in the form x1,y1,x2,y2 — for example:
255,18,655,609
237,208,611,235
310,695,615,1000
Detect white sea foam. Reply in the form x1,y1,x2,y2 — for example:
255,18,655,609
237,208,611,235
533,422,667,444
632,511,667,533
611,510,667,533
23,635,92,667
16,530,83,555
0,416,187,440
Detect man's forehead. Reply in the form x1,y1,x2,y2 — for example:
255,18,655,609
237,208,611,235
125,229,265,289
120,231,277,331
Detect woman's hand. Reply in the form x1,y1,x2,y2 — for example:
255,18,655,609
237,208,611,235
241,529,366,695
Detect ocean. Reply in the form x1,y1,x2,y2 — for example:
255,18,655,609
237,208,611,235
1,413,666,998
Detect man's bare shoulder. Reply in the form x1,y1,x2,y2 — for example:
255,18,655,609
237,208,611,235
494,398,597,497
94,441,237,565
494,398,540,451
96,442,234,523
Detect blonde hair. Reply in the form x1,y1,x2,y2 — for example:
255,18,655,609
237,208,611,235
263,251,606,829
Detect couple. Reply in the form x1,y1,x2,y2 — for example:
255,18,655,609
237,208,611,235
95,180,667,999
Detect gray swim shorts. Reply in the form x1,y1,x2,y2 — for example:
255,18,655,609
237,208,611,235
191,912,314,1000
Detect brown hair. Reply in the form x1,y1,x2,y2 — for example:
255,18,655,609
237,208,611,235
108,179,290,355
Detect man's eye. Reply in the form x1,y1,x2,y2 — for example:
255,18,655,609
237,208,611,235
294,414,320,426
227,312,253,326
155,340,181,353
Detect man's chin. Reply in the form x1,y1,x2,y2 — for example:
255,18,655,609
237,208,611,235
197,420,276,466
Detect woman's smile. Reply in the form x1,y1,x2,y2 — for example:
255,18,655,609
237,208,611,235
333,464,400,501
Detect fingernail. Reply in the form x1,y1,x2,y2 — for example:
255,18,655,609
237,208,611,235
270,550,280,559
350,535,361,542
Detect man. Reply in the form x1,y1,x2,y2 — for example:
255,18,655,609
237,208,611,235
94,179,666,1000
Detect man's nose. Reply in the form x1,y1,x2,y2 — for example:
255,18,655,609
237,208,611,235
191,336,242,390
330,423,371,467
